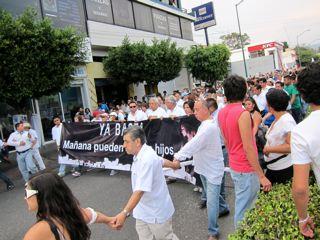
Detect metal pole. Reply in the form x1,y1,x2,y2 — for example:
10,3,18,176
296,35,301,67
236,1,248,78
204,28,209,46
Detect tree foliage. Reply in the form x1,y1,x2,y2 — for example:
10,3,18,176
220,32,250,50
0,8,85,107
185,44,231,83
103,37,183,85
295,46,319,66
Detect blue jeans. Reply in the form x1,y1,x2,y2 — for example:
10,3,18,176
200,175,229,237
230,170,260,228
201,146,229,201
16,150,38,182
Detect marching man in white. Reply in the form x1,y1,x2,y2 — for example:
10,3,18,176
113,125,179,240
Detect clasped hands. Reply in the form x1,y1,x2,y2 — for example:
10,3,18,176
107,212,128,230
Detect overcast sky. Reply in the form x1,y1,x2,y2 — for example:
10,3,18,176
181,0,320,48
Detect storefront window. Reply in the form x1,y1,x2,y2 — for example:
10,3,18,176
61,86,84,122
38,94,62,141
0,101,33,140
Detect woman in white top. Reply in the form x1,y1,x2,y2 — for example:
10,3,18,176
263,89,296,184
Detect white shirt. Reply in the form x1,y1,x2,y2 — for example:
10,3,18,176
28,129,40,149
253,92,267,112
147,107,168,118
52,124,62,147
177,99,184,108
127,110,148,122
264,113,296,170
174,119,224,185
291,110,320,184
166,105,186,117
7,131,33,152
131,144,174,224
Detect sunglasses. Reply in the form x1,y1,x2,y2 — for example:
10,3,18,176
25,184,38,199
130,106,137,108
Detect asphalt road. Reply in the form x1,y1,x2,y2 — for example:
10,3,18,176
0,167,235,240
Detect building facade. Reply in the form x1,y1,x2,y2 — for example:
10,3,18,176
0,0,196,144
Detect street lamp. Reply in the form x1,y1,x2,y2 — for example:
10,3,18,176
296,29,310,67
235,0,248,78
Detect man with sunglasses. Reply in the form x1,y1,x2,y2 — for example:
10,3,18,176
7,122,38,182
127,101,148,122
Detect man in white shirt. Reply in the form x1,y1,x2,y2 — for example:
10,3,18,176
7,122,38,182
173,91,184,108
114,126,178,240
165,95,186,117
147,97,168,119
24,123,46,170
171,99,229,240
51,116,66,177
127,101,148,122
291,63,320,239
252,84,267,113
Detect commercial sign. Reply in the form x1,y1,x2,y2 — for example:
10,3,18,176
167,14,181,38
180,18,193,41
152,9,169,35
133,2,154,32
41,0,87,33
85,0,113,24
248,42,283,53
192,2,216,31
111,0,135,28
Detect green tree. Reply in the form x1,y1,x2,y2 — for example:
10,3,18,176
220,32,250,50
0,8,85,108
185,44,231,83
103,38,183,87
295,46,317,66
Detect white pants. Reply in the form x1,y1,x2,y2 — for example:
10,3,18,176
135,218,179,240
32,148,46,170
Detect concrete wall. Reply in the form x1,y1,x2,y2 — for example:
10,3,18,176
231,55,275,77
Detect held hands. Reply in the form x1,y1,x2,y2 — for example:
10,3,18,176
171,159,181,170
113,212,127,230
259,176,272,192
19,141,26,146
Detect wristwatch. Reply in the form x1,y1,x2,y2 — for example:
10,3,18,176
122,209,130,217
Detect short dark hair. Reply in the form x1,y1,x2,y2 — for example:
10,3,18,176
259,77,267,83
254,84,262,90
123,125,146,145
297,63,320,105
275,81,284,87
266,89,290,111
15,122,23,129
223,75,247,102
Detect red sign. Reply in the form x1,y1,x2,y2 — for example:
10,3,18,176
248,42,278,52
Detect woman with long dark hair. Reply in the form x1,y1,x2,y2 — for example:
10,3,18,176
244,97,262,136
23,172,115,240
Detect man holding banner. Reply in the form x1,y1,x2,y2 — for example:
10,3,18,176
113,125,179,240
171,99,229,240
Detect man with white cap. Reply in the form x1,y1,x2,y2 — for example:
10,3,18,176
24,122,46,171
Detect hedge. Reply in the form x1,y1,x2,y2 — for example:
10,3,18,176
229,183,320,239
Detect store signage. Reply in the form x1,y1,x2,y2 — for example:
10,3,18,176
85,0,113,24
167,14,181,38
192,2,216,31
248,42,279,53
152,9,169,35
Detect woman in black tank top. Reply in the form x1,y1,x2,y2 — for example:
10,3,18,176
23,172,116,240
